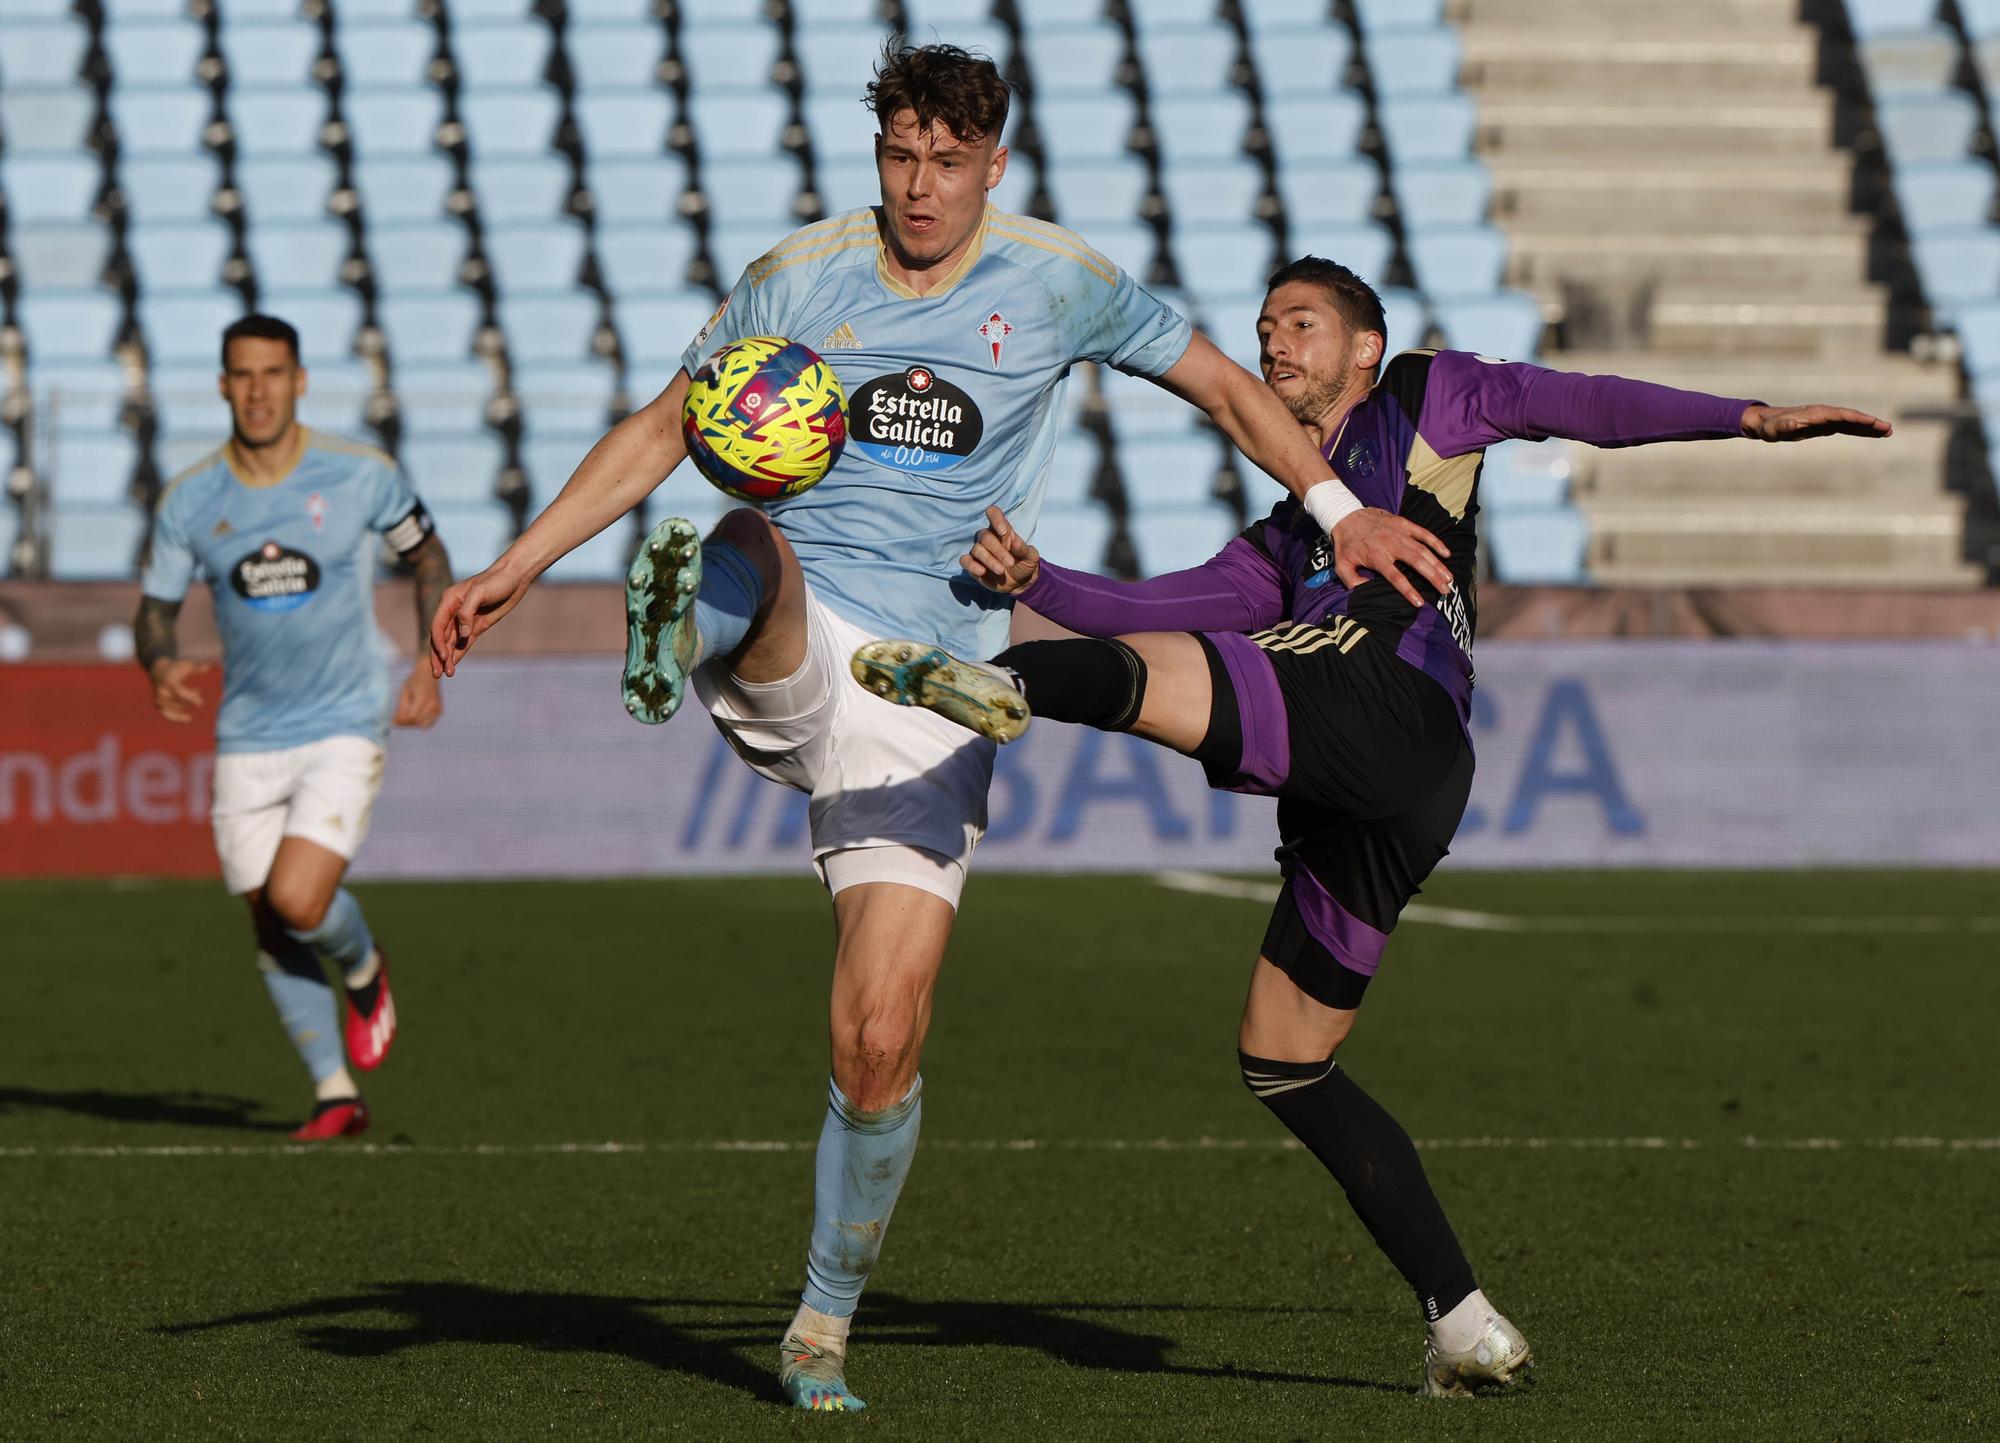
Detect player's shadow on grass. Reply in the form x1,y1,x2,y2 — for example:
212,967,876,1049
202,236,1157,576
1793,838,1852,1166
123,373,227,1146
0,1086,292,1133
158,1282,1406,1401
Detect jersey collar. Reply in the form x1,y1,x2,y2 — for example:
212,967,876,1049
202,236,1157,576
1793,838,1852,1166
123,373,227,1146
225,425,310,490
875,205,990,301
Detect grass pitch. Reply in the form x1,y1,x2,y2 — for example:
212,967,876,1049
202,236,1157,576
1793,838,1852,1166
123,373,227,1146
3,871,1995,1441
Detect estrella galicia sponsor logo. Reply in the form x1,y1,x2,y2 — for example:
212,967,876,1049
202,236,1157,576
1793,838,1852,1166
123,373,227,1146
849,366,985,473
231,541,320,613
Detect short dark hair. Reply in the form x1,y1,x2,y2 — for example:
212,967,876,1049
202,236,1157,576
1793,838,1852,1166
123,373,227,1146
220,313,300,368
1265,256,1389,348
864,42,1010,145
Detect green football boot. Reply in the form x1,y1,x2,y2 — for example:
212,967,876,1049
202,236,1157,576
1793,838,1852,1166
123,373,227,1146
849,639,1030,744
622,517,703,725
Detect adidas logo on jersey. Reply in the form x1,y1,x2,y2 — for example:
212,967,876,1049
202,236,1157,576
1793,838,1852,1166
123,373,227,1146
821,322,862,350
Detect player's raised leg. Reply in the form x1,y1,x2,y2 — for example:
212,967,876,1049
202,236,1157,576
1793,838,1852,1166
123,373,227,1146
624,507,808,722
779,876,954,1411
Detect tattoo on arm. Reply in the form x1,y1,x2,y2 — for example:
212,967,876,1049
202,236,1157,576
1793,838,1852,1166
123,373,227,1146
407,535,454,652
134,595,181,677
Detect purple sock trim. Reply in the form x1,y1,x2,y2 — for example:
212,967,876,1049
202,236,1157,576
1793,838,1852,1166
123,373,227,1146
1291,866,1390,977
1205,631,1290,792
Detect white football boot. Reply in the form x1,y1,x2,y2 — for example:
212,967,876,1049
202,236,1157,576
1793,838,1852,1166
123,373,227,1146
1420,1308,1533,1397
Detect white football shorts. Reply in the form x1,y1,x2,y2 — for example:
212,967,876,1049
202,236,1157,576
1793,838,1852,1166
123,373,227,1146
210,734,386,895
692,586,994,908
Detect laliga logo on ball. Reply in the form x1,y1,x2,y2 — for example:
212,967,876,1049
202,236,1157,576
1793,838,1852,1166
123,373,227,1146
682,336,848,504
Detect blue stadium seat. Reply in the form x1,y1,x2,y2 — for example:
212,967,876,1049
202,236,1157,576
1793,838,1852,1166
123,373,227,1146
701,155,805,227
620,289,728,367
118,155,222,225
49,503,148,580
1963,0,2000,37
485,223,589,290
1242,0,1341,31
792,0,890,24
19,292,124,363
567,24,666,90
355,155,458,222
1380,286,1432,355
1149,93,1254,163
247,222,351,291
0,87,96,154
366,221,467,292
1432,291,1544,360
228,89,329,155
449,0,540,20
1022,22,1124,93
1117,437,1227,508
0,23,87,85
49,431,140,507
1365,25,1461,96
1377,93,1478,161
0,154,99,224
1843,0,1944,38
32,362,131,432
461,90,562,156
575,91,672,159
1136,24,1242,96
585,156,692,226
1031,502,1113,573
1276,157,1380,230
794,23,895,95
810,157,881,216
1040,435,1101,507
1352,0,1446,30
1046,157,1152,228
127,223,233,292
333,23,437,88
102,21,207,86
521,432,599,508
1127,507,1237,575
904,20,1008,64
1875,92,1980,162
706,221,789,287
686,91,792,162
1012,0,1093,30
1160,159,1263,226
235,153,339,223
1035,93,1140,164
1394,158,1495,229
470,155,573,224
1302,220,1395,291
449,22,553,89
803,93,882,163
1479,440,1573,510
343,89,446,155
381,295,487,367
1248,25,1351,94
1488,507,1589,584
147,362,230,435
395,364,499,435
542,516,637,581
108,87,212,157
1262,93,1368,165
7,223,112,289
677,21,783,88
1857,28,1960,95
259,290,363,364
218,20,323,86
1078,222,1158,282
1893,159,1995,233
1952,297,2000,381
401,433,506,505
294,360,374,433
1174,223,1279,300
1198,294,1263,370
428,501,516,572
1407,225,1509,299
510,360,617,433
1912,226,2000,323
141,292,248,364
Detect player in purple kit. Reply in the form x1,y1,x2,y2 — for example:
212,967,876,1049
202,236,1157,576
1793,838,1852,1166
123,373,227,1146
853,256,1889,1396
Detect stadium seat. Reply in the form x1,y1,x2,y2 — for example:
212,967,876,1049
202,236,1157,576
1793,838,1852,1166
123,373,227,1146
1892,159,1996,234
565,23,666,90
596,224,701,296
31,362,131,433
127,223,234,292
1032,502,1114,573
1121,0,1226,28
1488,507,1589,584
575,91,673,159
48,431,140,507
333,23,437,89
233,154,338,225
1952,297,2000,382
1198,293,1263,370
448,22,553,89
1377,93,1478,162
510,360,618,433
584,156,690,227
701,155,806,227
1034,93,1140,164
1079,222,1159,283
619,289,726,367
686,91,792,162
1021,22,1124,93
803,93,883,163
395,365,499,435
1149,93,1254,163
355,154,458,222
102,21,207,86
379,292,485,365
1407,225,1510,300
1480,440,1573,510
1875,92,1981,163
1100,365,1201,438
520,432,602,509
677,22,783,89
484,222,589,291
218,20,323,87
0,22,88,86
1013,0,1100,30
497,293,602,364
247,223,351,292
1300,220,1395,292
48,503,148,580
1117,437,1227,508
18,292,124,363
1248,25,1352,95
469,156,574,224
1364,25,1461,96
259,290,363,364
1040,435,1101,508
343,89,447,156
1843,0,1946,38
809,157,881,216
141,292,249,365
1275,157,1380,231
117,155,222,226
1857,27,1961,95
1379,286,1432,355
427,501,516,572
1135,24,1242,97
1174,224,1280,300
0,154,99,224
461,90,562,157
706,221,791,287
791,0,889,24
1352,0,1446,30
0,87,96,154
294,360,374,434
227,89,330,156
107,87,213,157
1127,507,1236,575
7,223,112,290
1912,226,2000,323
1160,159,1263,227
366,221,468,292
1963,0,2000,37
1262,93,1368,166
1393,158,1494,229
794,23,894,95
1432,291,1545,360
401,432,507,506
1046,157,1152,228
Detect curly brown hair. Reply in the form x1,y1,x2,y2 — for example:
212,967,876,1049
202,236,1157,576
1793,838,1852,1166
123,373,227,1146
864,42,1011,145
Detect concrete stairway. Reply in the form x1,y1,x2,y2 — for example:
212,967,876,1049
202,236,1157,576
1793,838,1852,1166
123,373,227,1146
1451,0,1987,587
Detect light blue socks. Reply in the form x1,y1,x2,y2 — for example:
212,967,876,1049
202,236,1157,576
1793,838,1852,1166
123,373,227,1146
257,944,346,1086
289,888,375,977
801,1076,923,1317
691,539,763,667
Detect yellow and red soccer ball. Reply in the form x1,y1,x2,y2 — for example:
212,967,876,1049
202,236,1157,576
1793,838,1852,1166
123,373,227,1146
682,336,848,503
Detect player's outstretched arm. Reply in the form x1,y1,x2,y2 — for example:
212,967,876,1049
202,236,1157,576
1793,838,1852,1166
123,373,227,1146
1152,332,1451,608
432,371,693,677
1739,404,1892,441
133,595,211,723
397,533,451,725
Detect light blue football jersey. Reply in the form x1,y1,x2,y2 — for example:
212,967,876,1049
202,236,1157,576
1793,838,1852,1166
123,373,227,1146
680,205,1193,654
141,431,432,754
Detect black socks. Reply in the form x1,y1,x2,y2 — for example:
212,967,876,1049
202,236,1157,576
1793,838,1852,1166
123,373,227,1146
992,638,1148,732
1241,1052,1478,1322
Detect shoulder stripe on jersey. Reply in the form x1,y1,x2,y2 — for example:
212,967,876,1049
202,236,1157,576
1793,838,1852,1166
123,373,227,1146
305,429,398,470
158,444,229,511
986,217,1117,287
1405,434,1480,521
749,233,878,286
757,211,875,261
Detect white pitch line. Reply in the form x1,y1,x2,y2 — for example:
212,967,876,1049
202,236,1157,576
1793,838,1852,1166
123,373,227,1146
1150,870,2000,934
1,1136,1996,1160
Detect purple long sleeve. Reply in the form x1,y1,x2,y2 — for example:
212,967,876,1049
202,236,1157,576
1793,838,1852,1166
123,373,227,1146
1014,537,1288,639
1419,349,1758,457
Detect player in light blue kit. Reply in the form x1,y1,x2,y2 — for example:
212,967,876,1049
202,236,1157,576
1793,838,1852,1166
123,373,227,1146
430,44,1450,1411
136,315,454,1140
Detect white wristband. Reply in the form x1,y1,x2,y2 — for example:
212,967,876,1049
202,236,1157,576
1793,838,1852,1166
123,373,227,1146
1301,479,1364,535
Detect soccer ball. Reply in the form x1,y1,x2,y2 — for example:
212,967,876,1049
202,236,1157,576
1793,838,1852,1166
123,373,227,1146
681,336,848,503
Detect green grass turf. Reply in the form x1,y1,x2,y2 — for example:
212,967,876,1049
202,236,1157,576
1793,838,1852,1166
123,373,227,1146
3,871,1996,1441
